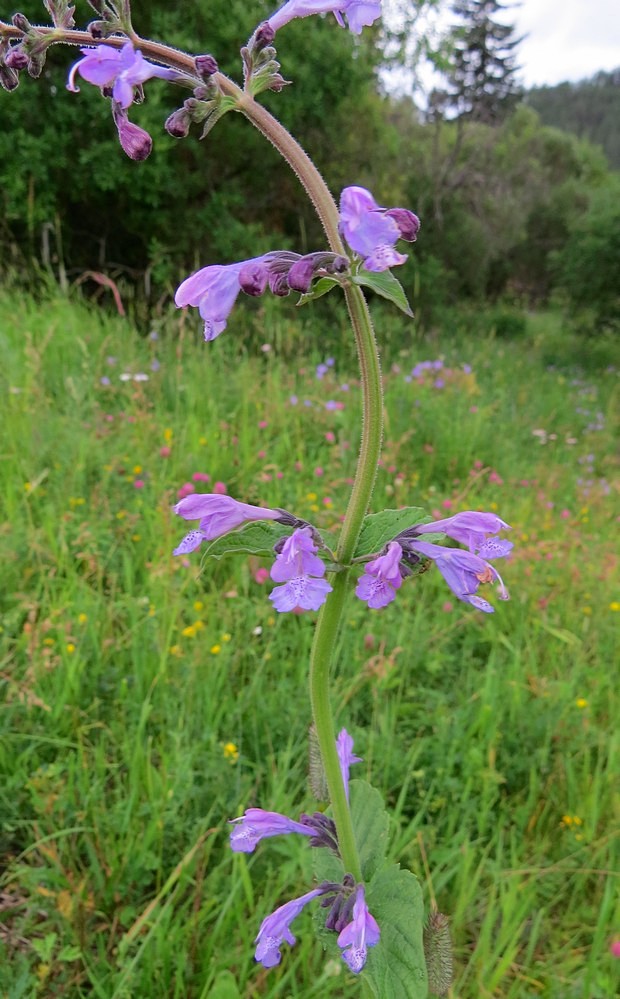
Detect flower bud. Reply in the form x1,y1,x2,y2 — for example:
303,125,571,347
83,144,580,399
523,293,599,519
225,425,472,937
287,256,315,293
27,52,46,78
253,21,276,50
239,262,269,296
165,107,191,138
0,63,19,91
326,254,349,274
385,208,420,242
5,46,29,70
88,21,107,38
268,272,291,297
195,54,218,79
12,12,31,31
113,105,152,161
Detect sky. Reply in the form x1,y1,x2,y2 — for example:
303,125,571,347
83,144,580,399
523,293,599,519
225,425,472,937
383,0,620,95
510,0,620,88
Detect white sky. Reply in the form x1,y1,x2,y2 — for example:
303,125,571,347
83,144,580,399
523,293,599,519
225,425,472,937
383,0,620,95
511,0,620,87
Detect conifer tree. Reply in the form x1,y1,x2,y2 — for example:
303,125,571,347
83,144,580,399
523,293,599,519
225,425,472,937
432,0,522,123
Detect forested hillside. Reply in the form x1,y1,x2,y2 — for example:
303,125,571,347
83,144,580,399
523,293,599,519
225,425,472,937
526,70,620,169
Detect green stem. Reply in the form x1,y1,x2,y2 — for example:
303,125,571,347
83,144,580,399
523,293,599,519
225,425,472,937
234,97,384,880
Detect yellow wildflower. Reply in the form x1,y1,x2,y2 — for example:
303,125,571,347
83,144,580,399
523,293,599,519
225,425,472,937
223,742,239,762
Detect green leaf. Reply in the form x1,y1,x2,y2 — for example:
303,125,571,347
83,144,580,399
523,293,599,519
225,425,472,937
312,779,390,886
58,945,82,962
364,865,428,999
296,276,341,307
349,779,390,881
202,522,293,560
352,270,413,317
208,971,242,999
354,508,431,559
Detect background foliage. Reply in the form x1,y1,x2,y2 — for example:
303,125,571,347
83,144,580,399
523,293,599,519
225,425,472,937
1,1,619,334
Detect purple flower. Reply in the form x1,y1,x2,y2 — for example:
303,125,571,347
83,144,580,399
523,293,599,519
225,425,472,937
339,186,419,272
268,1,382,36
269,527,333,612
271,528,325,579
337,884,380,973
67,41,176,109
173,493,281,555
269,572,333,612
405,539,510,613
355,541,404,609
175,255,272,341
175,251,342,340
411,511,512,553
254,887,326,968
229,808,316,853
336,729,362,801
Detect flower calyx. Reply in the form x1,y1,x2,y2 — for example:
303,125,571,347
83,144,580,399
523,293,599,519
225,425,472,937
7,13,56,78
165,80,233,141
242,22,289,97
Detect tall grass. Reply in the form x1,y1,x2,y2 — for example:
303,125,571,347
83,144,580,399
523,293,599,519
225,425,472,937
0,292,618,997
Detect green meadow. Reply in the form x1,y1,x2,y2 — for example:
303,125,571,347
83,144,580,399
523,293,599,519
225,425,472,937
0,291,618,998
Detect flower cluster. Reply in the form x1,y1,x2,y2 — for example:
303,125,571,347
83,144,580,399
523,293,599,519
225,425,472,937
173,497,513,615
67,42,177,159
356,511,513,613
229,729,377,972
173,186,418,341
175,250,348,341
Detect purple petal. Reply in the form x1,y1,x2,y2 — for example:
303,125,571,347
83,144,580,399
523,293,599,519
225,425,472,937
270,527,326,581
355,573,398,609
337,885,380,973
254,887,324,968
363,245,408,272
172,529,205,556
269,576,332,612
229,808,315,852
336,729,362,800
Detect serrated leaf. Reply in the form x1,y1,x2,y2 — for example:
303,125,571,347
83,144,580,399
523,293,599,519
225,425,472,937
352,270,413,317
202,521,293,560
354,508,431,559
364,865,428,999
296,276,341,307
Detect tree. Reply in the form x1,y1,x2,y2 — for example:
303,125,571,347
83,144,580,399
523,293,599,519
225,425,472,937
431,0,523,124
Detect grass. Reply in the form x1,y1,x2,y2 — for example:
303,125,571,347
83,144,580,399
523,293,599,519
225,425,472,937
0,291,618,998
